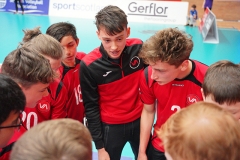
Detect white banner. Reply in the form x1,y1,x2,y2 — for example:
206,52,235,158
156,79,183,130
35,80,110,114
48,0,188,25
125,1,188,25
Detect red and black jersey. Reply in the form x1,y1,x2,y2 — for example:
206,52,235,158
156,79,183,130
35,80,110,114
0,79,67,160
140,60,208,152
23,79,67,129
80,38,145,149
58,52,86,123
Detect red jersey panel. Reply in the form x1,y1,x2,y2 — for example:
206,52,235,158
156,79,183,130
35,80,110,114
58,52,86,123
0,79,67,160
140,60,208,152
98,70,143,124
23,78,67,129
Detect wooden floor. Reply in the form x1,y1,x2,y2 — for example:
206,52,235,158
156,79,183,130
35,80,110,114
194,19,240,31
183,0,240,30
216,21,240,30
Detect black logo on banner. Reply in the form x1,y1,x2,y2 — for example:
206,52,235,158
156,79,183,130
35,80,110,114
128,2,168,17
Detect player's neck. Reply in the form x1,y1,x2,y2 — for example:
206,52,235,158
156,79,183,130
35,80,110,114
63,61,76,68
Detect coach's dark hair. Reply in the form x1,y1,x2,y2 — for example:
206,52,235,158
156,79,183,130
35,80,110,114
95,5,128,36
0,74,26,125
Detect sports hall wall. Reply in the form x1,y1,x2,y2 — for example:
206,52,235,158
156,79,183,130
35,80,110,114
1,0,239,22
183,0,240,21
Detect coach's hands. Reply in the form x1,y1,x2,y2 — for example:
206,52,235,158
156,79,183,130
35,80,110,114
138,152,148,160
98,148,110,160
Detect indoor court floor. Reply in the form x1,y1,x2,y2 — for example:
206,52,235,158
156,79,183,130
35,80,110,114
0,11,240,159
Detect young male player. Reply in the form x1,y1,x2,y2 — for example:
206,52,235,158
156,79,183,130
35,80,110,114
0,47,56,159
138,28,208,160
47,22,86,123
0,74,25,149
80,5,145,160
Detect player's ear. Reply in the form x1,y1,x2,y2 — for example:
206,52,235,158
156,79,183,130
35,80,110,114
201,88,206,101
180,60,189,71
75,38,80,46
126,27,130,38
96,30,101,40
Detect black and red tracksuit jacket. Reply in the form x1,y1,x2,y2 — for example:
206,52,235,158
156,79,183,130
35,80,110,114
80,38,145,149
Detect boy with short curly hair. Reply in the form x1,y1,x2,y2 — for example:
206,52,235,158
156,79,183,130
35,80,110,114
138,28,208,160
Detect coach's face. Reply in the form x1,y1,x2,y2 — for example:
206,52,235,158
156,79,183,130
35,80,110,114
97,26,130,59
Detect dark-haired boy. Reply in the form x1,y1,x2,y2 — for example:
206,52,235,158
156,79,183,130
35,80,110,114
80,5,145,160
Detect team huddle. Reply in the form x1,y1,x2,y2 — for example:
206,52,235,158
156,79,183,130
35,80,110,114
1,5,240,160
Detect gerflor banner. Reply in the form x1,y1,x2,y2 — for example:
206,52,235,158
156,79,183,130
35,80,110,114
48,0,188,25
125,1,188,25
0,0,188,25
0,0,49,15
